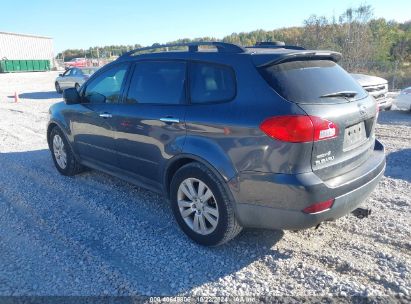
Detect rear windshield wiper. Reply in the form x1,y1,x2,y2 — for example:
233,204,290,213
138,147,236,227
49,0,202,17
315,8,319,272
319,91,358,99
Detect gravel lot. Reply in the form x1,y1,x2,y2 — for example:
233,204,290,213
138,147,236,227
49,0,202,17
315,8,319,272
0,72,410,298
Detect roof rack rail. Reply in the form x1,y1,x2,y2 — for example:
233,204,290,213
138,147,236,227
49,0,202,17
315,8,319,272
251,41,306,50
119,42,246,58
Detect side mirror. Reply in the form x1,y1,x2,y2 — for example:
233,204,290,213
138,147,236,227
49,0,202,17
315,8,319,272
63,88,81,105
58,73,63,77
89,92,106,104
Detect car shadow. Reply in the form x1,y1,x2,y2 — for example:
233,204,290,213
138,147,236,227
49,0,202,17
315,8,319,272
14,91,61,100
385,148,411,182
0,149,285,296
378,110,411,127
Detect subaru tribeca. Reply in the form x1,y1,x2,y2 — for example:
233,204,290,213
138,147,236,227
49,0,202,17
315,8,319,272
47,42,386,246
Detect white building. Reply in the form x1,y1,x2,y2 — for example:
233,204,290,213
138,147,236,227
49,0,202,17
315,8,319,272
0,31,54,61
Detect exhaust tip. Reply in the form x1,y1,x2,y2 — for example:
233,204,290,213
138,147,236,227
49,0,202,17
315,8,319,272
352,208,372,219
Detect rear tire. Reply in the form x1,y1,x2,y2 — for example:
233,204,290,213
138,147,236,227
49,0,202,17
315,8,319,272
170,162,242,246
50,127,84,176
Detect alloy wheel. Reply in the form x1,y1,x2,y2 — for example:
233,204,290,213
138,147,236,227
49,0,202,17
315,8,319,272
177,178,219,235
53,134,67,169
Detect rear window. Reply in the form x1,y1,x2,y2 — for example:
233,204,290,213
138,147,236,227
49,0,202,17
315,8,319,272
259,60,367,104
81,68,98,75
190,62,236,103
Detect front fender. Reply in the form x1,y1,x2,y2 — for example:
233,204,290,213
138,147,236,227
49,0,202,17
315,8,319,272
47,102,74,149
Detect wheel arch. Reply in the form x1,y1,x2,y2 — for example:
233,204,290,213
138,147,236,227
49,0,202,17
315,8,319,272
47,120,75,156
163,154,236,203
47,122,59,149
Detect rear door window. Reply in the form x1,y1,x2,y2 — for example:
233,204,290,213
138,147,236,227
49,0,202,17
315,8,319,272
81,68,97,75
126,61,186,104
71,68,80,76
259,60,367,104
190,62,236,103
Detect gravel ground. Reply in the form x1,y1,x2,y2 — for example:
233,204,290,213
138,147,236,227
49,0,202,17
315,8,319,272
0,72,410,298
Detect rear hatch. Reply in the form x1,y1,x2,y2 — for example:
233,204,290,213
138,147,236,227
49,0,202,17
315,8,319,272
259,59,378,181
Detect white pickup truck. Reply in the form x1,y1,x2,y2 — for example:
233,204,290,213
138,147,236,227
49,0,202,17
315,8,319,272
351,73,392,111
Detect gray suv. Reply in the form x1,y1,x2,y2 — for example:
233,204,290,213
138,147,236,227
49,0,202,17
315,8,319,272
47,42,386,246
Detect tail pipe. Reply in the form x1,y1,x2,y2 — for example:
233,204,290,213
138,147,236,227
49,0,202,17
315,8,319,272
352,208,372,219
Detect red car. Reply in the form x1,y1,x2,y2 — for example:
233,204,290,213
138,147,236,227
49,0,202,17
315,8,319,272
64,58,87,68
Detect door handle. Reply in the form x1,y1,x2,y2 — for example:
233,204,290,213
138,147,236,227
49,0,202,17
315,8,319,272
159,117,180,124
99,113,112,118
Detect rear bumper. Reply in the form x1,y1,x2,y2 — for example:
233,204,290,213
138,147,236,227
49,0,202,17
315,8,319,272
229,140,386,230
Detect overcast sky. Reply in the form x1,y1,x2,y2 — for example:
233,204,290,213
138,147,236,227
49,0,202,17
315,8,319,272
0,0,409,52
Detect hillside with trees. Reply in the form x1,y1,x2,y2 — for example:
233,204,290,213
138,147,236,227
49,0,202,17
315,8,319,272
58,5,410,89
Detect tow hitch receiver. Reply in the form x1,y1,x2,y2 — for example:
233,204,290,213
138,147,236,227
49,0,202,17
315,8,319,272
352,208,372,219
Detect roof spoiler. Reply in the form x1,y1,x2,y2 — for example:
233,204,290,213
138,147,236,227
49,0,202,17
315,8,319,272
255,51,343,67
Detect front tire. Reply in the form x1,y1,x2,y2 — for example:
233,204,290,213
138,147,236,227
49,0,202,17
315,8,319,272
50,127,84,176
170,162,242,246
55,82,62,94
75,83,80,91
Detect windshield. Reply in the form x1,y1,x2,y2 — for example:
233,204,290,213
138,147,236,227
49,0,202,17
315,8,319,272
259,60,367,104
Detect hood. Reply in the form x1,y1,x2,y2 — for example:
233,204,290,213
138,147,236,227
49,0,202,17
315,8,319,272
350,73,388,87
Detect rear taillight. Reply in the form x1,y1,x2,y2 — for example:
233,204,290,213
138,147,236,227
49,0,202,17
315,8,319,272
303,199,334,214
310,116,338,141
260,115,338,143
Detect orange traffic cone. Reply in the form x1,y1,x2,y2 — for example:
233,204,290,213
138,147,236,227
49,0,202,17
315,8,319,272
14,92,18,103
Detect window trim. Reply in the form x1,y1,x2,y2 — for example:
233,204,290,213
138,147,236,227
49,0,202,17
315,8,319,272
80,61,131,104
187,60,237,105
121,59,189,106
